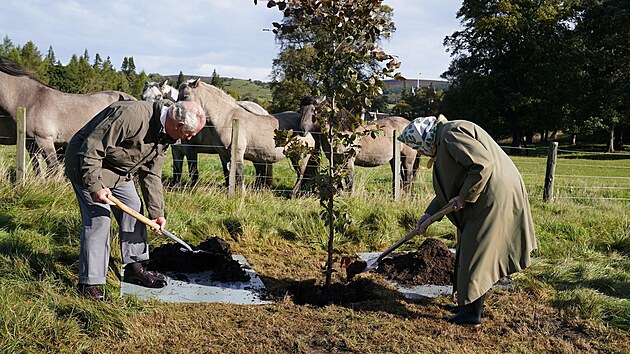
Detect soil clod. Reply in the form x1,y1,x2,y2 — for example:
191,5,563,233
146,237,249,282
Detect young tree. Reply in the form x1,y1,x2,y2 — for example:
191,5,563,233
258,0,400,286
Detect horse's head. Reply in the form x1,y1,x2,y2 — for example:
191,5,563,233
178,78,203,102
299,95,326,134
160,79,179,101
142,81,162,102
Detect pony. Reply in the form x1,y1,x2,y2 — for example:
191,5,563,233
141,79,178,102
178,78,314,196
140,80,274,185
0,56,136,174
299,95,420,194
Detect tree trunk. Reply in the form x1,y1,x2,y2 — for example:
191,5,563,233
571,133,577,145
606,127,615,153
614,126,624,151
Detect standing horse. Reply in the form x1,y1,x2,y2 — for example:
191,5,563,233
141,80,273,185
141,79,179,102
300,95,420,194
178,78,313,195
0,56,136,174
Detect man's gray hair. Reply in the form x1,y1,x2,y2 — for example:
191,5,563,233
171,101,206,133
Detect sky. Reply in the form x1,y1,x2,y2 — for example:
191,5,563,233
0,0,463,82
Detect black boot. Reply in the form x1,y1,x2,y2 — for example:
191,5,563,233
443,293,486,326
442,303,463,313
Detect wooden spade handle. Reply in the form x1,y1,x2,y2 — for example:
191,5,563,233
107,195,160,230
374,201,458,264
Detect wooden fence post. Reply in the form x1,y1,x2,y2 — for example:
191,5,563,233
228,118,240,197
16,107,27,185
392,130,401,201
543,142,558,202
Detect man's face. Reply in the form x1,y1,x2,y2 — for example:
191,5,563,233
166,112,204,140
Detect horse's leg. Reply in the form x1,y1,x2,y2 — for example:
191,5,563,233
220,152,244,190
345,157,355,195
33,137,60,176
254,163,273,189
186,146,199,186
171,144,185,184
290,154,307,198
26,139,44,176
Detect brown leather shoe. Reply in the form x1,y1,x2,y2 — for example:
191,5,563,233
123,266,167,288
78,284,104,301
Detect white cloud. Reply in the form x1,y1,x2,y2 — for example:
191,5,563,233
0,0,461,81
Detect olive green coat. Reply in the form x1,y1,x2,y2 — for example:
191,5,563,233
425,120,537,305
65,101,175,219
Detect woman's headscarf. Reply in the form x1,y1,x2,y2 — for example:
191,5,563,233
397,114,447,167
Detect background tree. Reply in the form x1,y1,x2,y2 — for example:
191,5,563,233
442,0,579,145
210,69,225,89
259,0,400,286
572,0,630,152
176,71,186,88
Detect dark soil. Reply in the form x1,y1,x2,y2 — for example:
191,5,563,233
345,238,455,285
288,278,381,306
376,238,455,285
146,237,249,282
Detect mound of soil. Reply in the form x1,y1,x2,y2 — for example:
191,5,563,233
376,238,454,286
146,237,249,282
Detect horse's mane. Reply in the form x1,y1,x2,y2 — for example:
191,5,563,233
198,80,240,107
0,56,32,76
0,56,56,89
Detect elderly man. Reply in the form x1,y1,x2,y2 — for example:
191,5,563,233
398,115,537,326
65,100,206,300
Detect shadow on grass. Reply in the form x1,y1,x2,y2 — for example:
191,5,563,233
554,278,630,300
0,236,76,285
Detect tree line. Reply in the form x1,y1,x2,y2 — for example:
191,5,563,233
440,0,629,151
0,35,180,99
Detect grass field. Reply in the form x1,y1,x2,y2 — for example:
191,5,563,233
0,144,628,353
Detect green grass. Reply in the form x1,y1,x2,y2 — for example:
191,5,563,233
0,145,629,352
223,78,272,105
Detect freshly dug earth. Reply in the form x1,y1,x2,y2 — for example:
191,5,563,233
146,237,249,282
288,278,384,306
346,238,454,285
376,238,455,285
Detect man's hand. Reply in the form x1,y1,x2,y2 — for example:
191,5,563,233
91,188,112,204
151,216,166,234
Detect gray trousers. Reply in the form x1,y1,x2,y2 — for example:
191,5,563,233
72,181,149,285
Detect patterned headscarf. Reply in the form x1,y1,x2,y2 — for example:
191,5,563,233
397,115,447,156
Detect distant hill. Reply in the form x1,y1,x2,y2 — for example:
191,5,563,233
165,75,272,103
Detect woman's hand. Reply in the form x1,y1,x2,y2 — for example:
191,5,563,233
449,196,467,211
415,213,431,233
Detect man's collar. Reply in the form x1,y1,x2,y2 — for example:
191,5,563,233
160,106,169,128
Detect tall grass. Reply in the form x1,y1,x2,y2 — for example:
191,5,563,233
0,145,629,350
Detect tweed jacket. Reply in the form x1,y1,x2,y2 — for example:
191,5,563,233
65,100,175,219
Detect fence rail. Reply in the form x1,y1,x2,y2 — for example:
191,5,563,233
6,107,630,202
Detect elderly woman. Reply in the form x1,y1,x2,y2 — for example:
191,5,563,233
397,115,537,326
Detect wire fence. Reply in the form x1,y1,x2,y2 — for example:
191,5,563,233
3,119,630,203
